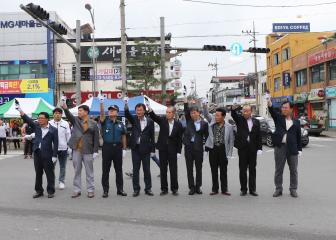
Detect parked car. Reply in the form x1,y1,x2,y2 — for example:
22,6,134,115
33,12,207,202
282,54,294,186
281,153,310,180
256,117,309,147
299,117,324,136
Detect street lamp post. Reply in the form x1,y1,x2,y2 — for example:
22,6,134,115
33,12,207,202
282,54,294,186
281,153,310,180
85,3,97,97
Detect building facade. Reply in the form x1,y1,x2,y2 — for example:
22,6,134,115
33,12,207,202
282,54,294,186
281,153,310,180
266,32,334,109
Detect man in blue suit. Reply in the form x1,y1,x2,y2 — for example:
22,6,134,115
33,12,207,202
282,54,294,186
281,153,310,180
17,104,58,199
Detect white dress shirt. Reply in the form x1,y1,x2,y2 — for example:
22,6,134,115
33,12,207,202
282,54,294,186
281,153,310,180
0,125,7,138
247,118,253,142
137,117,147,144
282,119,293,143
168,120,174,136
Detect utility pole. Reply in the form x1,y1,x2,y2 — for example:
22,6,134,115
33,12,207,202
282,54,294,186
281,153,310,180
242,21,259,115
120,0,127,97
75,20,81,105
208,58,218,77
160,17,167,105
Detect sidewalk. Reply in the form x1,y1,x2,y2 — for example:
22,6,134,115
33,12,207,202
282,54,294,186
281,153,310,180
322,129,336,138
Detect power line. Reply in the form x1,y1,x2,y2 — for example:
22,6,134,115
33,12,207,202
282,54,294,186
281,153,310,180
182,0,336,8
0,43,48,47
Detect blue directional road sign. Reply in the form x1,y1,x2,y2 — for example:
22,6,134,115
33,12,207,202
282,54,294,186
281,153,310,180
230,42,243,56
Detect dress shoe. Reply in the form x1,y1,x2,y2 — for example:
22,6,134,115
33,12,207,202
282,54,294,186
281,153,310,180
250,191,259,197
210,191,218,196
87,192,95,198
240,191,247,196
33,192,44,199
196,188,203,195
273,190,282,197
117,191,127,197
188,189,195,195
145,190,154,196
102,192,109,198
222,192,231,196
47,193,54,198
172,191,179,196
290,190,298,198
133,191,140,197
160,191,168,196
71,192,81,198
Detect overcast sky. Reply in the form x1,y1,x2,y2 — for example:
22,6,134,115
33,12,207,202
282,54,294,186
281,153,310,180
5,0,336,97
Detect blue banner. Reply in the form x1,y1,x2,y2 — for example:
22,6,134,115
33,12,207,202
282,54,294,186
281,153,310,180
272,23,310,33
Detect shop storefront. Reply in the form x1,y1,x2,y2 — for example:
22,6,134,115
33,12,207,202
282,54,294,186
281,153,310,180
326,86,336,128
307,88,327,128
293,92,308,118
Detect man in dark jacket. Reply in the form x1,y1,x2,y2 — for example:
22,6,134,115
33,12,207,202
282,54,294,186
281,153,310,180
148,102,183,196
124,98,155,197
183,98,209,195
231,104,262,197
267,98,302,198
17,104,58,199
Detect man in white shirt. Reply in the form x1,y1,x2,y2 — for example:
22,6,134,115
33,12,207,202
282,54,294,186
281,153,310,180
0,119,8,155
49,107,71,190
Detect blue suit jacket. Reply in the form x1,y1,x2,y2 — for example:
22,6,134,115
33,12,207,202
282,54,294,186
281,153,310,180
22,114,58,159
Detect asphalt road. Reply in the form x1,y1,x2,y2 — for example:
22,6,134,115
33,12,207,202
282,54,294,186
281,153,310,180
0,136,335,240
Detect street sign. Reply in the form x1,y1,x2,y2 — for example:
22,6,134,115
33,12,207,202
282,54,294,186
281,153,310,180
230,43,243,56
272,23,310,33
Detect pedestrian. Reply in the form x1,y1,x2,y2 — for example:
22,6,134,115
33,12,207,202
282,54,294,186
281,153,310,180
147,100,183,196
203,101,235,196
267,97,302,198
0,118,8,155
99,94,127,198
231,103,262,197
124,97,155,197
183,97,209,195
61,96,100,198
49,107,71,190
12,121,21,149
22,123,34,159
16,104,58,199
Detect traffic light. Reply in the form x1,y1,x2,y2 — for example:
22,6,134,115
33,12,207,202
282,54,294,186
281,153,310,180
203,45,227,51
26,3,49,20
248,47,270,54
49,22,68,35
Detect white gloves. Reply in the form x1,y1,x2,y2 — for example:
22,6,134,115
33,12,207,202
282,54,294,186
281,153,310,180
202,98,208,105
150,152,156,158
123,96,129,104
232,97,237,105
298,151,302,157
144,97,150,107
15,103,22,112
61,95,67,106
257,150,263,155
99,94,104,104
93,152,99,160
52,157,58,164
177,153,181,160
24,134,33,140
123,150,127,158
264,93,271,102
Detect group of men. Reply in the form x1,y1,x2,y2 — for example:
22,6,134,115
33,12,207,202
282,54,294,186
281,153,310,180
15,92,302,199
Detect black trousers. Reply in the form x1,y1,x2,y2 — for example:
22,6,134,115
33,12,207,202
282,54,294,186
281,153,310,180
185,144,203,190
209,145,228,193
13,140,20,149
34,150,55,194
24,140,33,156
159,149,178,192
102,143,124,193
131,146,151,192
0,138,7,154
238,145,257,192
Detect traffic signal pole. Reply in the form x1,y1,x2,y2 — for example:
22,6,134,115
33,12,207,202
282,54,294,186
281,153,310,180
160,17,167,105
120,0,127,97
20,3,82,105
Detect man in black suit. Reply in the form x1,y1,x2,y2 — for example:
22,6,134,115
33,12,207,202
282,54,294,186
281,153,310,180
148,103,183,196
267,98,302,198
17,104,58,199
124,98,155,197
183,98,209,195
231,104,262,197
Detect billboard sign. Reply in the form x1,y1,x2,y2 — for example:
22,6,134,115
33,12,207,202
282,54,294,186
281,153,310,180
0,78,48,94
272,23,310,33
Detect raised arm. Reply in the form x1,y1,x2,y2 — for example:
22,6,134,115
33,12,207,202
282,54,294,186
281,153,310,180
21,114,36,131
63,108,76,125
202,103,212,123
148,109,163,125
124,103,135,125
100,100,106,123
230,106,242,126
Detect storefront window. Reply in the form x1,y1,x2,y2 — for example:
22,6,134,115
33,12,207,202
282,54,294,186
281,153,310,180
295,69,307,87
273,53,280,65
274,77,281,92
0,64,48,80
282,48,291,61
330,60,336,80
8,65,19,75
311,64,325,83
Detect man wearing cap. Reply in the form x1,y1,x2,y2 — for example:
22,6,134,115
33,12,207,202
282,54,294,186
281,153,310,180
99,95,127,198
